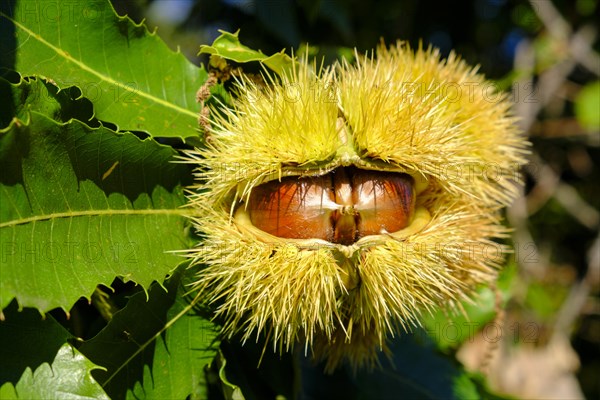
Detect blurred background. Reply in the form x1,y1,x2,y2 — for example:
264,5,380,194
109,0,599,398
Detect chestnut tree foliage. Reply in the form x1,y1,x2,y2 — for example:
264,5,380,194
0,0,509,398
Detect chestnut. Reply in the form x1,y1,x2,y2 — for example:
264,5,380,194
246,167,415,245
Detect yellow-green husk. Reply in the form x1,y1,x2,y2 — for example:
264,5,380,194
185,42,529,371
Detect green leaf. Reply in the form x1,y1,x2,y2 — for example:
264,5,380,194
0,301,73,385
0,382,18,399
217,352,247,400
0,106,192,312
10,343,108,399
127,281,220,399
575,80,600,131
219,338,294,400
422,263,517,351
79,271,180,398
79,268,219,399
525,281,569,320
199,30,294,76
0,76,96,128
1,0,206,138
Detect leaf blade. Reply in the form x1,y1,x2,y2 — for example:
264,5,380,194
79,268,219,400
0,301,74,385
1,0,205,138
0,107,192,312
13,343,109,400
127,293,220,400
199,30,294,76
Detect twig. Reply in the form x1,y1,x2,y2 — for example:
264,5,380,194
530,0,600,75
551,232,600,341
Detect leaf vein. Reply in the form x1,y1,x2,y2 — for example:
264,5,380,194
3,14,198,119
0,208,190,228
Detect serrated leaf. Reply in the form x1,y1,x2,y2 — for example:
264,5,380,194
0,382,18,399
127,285,220,400
0,301,73,385
0,109,192,312
78,270,180,398
1,0,205,138
10,343,108,400
0,76,96,128
79,267,219,400
199,30,294,76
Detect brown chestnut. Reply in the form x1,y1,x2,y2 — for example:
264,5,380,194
246,167,415,245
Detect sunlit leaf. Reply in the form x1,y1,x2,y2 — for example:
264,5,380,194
1,0,206,138
0,301,73,385
0,76,96,128
9,343,108,399
199,30,294,76
0,97,191,311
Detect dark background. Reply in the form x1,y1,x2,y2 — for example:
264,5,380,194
112,0,551,78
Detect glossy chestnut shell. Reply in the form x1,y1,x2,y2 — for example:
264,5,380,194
246,167,415,245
